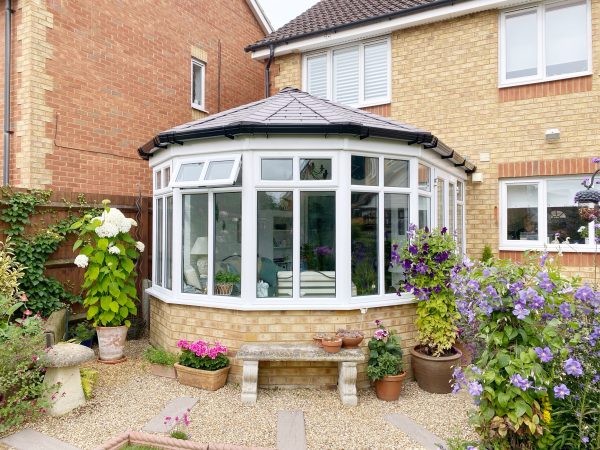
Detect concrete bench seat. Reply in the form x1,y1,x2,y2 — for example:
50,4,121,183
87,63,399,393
236,343,365,406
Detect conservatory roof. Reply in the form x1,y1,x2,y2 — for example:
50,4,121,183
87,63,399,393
138,87,475,173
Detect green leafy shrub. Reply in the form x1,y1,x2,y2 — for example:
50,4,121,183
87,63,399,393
481,245,493,262
366,321,404,381
143,346,178,366
0,239,24,299
177,339,229,371
80,368,98,400
71,200,143,327
214,271,240,284
69,321,95,343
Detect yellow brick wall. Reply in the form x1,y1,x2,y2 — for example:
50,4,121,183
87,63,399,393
150,298,418,388
271,53,301,94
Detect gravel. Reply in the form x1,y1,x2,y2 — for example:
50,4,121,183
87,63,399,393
15,339,476,449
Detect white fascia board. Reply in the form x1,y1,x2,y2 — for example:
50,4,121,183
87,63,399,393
246,0,274,34
250,0,534,60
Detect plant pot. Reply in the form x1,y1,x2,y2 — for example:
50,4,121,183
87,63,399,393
174,363,230,391
96,325,128,362
215,283,233,296
149,363,177,379
80,337,94,348
321,338,342,353
338,335,363,349
454,340,474,368
410,345,462,394
313,336,323,347
374,372,407,401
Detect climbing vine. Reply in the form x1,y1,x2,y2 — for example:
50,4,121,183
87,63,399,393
0,189,93,317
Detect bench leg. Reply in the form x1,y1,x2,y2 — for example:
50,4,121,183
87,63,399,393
338,361,358,406
241,361,259,405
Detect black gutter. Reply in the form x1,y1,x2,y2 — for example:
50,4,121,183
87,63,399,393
3,0,12,186
245,0,466,52
264,45,275,98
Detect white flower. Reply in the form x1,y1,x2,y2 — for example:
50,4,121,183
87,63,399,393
117,219,132,234
108,246,120,255
74,254,89,268
135,241,145,252
95,222,119,238
128,218,138,227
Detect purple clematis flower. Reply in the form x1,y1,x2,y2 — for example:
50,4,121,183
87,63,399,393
467,381,483,397
534,347,553,363
510,374,531,391
553,384,570,399
564,358,583,377
513,303,530,320
558,303,572,319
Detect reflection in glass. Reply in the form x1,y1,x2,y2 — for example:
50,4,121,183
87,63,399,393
385,194,409,293
261,159,293,181
155,171,162,189
165,197,173,290
457,203,464,255
419,196,431,229
214,192,242,296
300,159,332,180
182,194,208,294
546,179,587,244
437,178,445,228
206,160,234,180
351,155,378,186
545,1,588,76
176,163,204,182
449,183,456,235
164,167,171,187
155,198,163,286
505,10,538,79
351,193,378,296
257,192,293,297
384,159,409,187
507,184,538,241
300,192,335,297
419,164,431,191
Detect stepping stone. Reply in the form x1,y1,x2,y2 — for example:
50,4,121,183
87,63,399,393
277,410,306,450
142,397,198,433
0,428,80,450
384,413,447,450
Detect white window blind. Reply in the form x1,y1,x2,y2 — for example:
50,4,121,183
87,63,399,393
364,41,389,101
333,47,359,105
306,54,328,99
505,9,538,80
545,1,588,76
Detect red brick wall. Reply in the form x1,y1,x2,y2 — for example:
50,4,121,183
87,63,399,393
499,76,593,102
38,0,265,195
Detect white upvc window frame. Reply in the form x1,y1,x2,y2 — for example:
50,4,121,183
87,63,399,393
153,162,172,194
499,0,592,87
191,58,206,111
499,177,597,252
153,193,173,290
456,180,466,255
302,36,392,108
170,154,242,188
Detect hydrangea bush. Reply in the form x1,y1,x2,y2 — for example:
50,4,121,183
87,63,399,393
177,339,229,371
71,200,144,327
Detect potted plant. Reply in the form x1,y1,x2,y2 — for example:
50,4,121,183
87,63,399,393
174,338,230,390
214,271,240,296
71,199,144,363
391,225,462,393
313,332,327,347
321,335,342,353
367,321,406,401
143,346,178,378
336,329,364,348
69,321,95,347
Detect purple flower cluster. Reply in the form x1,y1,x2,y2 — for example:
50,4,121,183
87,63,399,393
510,374,532,391
553,383,570,399
564,358,583,377
314,245,333,257
534,346,553,363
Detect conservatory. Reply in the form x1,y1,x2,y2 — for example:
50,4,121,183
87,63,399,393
138,88,475,386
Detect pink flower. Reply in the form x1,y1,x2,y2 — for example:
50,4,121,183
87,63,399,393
21,293,28,302
373,329,388,340
24,309,32,316
32,355,39,362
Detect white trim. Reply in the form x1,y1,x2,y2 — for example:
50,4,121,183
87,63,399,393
245,0,274,34
191,59,206,111
171,154,242,188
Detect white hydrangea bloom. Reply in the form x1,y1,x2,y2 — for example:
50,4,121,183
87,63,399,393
135,241,145,252
95,222,119,238
128,218,138,227
117,218,132,234
108,246,120,255
74,254,89,268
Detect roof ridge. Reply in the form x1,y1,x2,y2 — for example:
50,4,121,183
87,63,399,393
285,91,335,123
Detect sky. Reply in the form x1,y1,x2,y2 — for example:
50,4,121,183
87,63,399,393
258,0,320,30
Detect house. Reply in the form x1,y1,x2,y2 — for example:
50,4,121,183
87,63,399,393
0,0,271,196
246,0,600,280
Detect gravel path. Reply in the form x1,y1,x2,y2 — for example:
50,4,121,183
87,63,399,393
13,339,476,449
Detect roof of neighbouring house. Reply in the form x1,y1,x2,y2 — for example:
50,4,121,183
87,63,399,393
246,0,448,51
138,87,475,173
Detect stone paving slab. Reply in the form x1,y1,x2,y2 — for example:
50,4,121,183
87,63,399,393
0,428,80,450
142,396,199,433
385,414,447,450
277,411,306,450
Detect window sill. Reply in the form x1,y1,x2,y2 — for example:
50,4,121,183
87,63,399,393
498,71,593,89
191,104,208,113
500,244,600,253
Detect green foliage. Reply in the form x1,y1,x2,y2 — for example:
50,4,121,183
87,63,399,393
170,430,189,440
214,270,240,284
366,322,404,381
481,245,494,262
80,368,98,400
72,200,140,327
70,321,95,343
0,239,24,299
179,350,229,371
143,346,178,366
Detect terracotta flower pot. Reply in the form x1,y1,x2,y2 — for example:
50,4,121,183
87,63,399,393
410,345,462,394
313,336,323,347
374,372,407,401
174,363,230,391
338,335,363,349
96,325,128,362
321,338,342,353
149,363,176,379
215,283,234,296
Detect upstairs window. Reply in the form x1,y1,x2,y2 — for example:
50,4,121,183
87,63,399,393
304,38,390,107
191,59,205,110
500,0,590,86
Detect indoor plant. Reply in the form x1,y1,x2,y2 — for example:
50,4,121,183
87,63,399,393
214,271,240,296
144,346,178,378
174,338,230,390
391,224,462,393
367,320,406,401
71,199,143,363
336,329,364,348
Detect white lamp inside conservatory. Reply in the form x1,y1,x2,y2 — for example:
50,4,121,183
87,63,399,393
191,237,209,274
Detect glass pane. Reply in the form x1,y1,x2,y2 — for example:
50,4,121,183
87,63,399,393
418,164,431,191
258,192,293,297
182,194,208,294
364,41,388,100
547,179,588,244
351,155,378,186
546,1,588,76
214,192,242,296
165,197,173,290
300,192,335,297
300,159,332,180
507,184,538,241
192,62,203,105
333,46,359,105
385,194,409,293
449,183,456,234
505,9,538,79
384,159,409,187
437,178,445,228
457,203,464,255
306,54,328,99
262,159,293,181
164,167,171,187
155,171,162,190
419,196,431,229
155,198,163,286
176,163,204,182
206,160,234,180
457,180,464,201
351,193,378,296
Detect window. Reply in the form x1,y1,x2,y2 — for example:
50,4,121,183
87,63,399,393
154,165,171,191
171,155,241,188
300,159,332,180
384,194,409,293
351,155,378,186
501,177,591,247
154,195,173,288
500,0,590,86
351,192,378,296
304,38,390,107
457,181,465,255
182,194,208,294
262,159,293,181
191,59,205,110
214,193,242,297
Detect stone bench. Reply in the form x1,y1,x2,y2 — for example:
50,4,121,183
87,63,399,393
236,343,365,406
